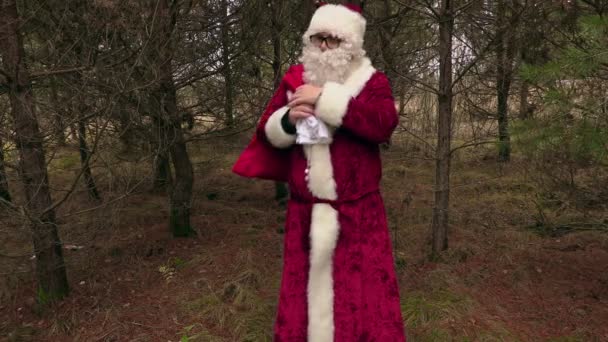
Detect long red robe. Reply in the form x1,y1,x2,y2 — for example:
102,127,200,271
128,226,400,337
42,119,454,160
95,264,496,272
233,58,406,341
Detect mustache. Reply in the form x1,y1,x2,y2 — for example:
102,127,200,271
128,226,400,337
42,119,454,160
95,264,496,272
299,42,365,86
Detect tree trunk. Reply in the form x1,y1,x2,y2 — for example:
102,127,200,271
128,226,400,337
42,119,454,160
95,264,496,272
147,4,174,194
379,0,396,84
50,84,67,147
0,0,69,302
431,0,454,257
168,126,194,237
518,80,530,119
269,0,289,204
117,100,136,153
76,105,101,201
70,39,102,201
69,123,78,143
303,1,317,32
496,0,513,162
270,0,283,91
155,0,195,237
0,137,11,203
151,97,172,193
153,148,173,192
378,0,397,149
221,0,234,128
398,91,406,117
151,109,172,192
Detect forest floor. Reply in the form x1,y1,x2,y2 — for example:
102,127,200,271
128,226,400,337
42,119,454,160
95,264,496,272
1,133,608,342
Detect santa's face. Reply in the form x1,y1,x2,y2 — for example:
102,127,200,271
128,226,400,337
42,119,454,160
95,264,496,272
300,31,365,87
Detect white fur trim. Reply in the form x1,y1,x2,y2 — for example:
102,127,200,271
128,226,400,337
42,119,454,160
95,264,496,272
303,144,337,200
315,57,376,127
343,57,376,98
315,82,351,127
264,106,296,148
304,4,366,49
302,57,376,342
308,203,340,342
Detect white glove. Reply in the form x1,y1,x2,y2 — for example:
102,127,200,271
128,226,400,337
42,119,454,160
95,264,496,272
296,116,331,145
287,90,331,145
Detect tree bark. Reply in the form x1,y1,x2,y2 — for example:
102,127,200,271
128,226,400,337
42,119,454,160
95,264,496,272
269,0,289,204
379,0,396,84
148,4,174,194
270,0,283,91
76,104,101,201
50,84,67,146
153,148,173,192
0,0,69,301
151,106,172,193
431,0,454,256
0,136,11,203
117,100,136,153
496,0,514,162
69,123,78,143
155,0,194,237
69,38,102,200
151,89,172,193
221,0,234,128
519,79,530,119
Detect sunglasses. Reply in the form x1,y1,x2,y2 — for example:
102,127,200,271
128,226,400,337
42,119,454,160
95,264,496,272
309,34,342,49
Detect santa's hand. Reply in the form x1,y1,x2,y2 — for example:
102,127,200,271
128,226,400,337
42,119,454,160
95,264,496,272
288,85,322,107
288,104,314,125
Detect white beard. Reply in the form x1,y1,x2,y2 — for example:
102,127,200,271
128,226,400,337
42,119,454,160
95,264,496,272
299,40,366,87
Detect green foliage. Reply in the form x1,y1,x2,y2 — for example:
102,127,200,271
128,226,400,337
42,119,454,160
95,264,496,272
56,154,80,170
35,285,67,307
512,118,608,166
522,15,608,84
516,14,608,209
36,287,50,307
32,285,69,317
512,115,608,211
170,256,187,268
395,256,407,271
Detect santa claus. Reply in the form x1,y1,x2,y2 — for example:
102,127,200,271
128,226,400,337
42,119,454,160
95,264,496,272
233,3,406,341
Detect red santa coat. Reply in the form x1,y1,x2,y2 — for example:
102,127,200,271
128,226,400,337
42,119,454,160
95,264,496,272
233,57,406,342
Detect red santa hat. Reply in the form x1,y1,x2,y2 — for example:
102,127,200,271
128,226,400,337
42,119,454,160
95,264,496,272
304,3,366,48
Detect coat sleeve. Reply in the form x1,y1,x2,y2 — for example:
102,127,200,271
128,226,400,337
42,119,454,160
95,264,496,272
256,76,296,149
314,72,398,144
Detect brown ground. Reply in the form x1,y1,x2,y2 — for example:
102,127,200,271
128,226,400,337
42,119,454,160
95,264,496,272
1,136,607,342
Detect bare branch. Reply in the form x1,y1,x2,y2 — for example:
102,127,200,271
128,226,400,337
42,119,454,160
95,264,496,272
29,66,89,80
392,67,439,94
450,140,497,155
43,112,112,215
392,0,438,19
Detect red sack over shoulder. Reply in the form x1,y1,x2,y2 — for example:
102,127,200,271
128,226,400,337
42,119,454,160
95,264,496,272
232,65,304,182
